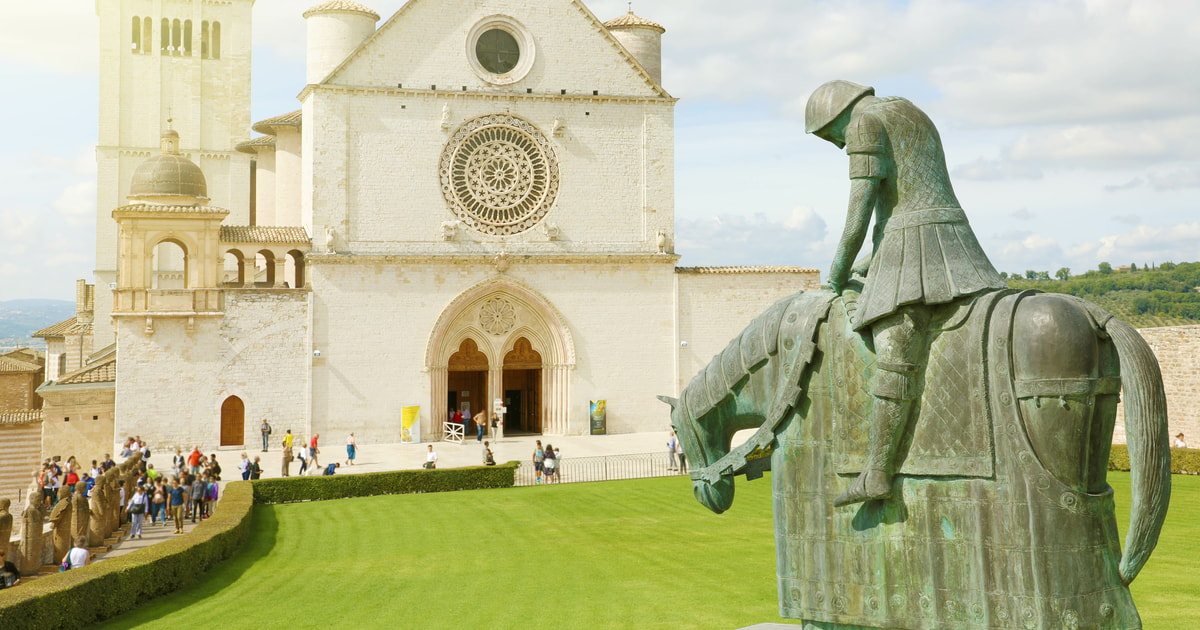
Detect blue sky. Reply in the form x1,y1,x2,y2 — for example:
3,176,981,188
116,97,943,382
2,0,1198,300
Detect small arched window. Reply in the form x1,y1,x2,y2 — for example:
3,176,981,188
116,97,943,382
161,18,170,54
184,20,193,56
286,250,306,289
131,16,141,53
211,21,221,60
172,19,182,56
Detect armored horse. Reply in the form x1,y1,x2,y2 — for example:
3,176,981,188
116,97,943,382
662,286,1169,629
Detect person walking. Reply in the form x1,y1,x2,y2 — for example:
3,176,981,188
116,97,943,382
249,457,263,480
345,433,357,466
309,434,321,469
260,418,273,452
127,485,149,539
238,453,251,481
532,440,545,484
475,412,487,442
676,437,687,474
282,441,293,477
667,430,679,471
296,441,309,476
167,479,187,534
543,444,559,483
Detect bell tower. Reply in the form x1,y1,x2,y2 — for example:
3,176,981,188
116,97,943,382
93,0,254,346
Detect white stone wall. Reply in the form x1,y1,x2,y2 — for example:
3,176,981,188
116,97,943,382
675,271,822,391
296,0,674,257
1113,325,1200,445
308,257,679,441
113,290,310,452
301,91,673,255
329,0,662,98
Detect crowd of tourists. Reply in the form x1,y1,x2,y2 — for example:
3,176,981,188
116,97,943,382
1,438,227,587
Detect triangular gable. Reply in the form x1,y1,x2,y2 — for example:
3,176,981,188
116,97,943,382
320,0,669,98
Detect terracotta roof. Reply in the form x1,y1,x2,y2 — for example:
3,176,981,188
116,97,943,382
604,11,665,33
0,410,42,426
675,266,820,274
0,356,41,372
33,317,91,338
252,110,303,135
58,355,117,385
302,1,380,20
2,347,43,363
236,136,277,154
221,226,311,244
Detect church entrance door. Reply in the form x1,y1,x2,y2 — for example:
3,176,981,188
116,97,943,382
220,396,245,446
503,337,542,433
448,338,489,434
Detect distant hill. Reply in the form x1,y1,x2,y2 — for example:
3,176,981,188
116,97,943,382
1006,261,1200,328
0,299,75,351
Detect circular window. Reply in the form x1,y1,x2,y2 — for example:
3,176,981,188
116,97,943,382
467,16,535,85
440,114,560,236
476,29,519,75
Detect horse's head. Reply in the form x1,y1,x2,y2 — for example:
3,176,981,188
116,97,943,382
659,394,737,514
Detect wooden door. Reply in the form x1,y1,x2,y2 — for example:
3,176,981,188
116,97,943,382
220,396,244,446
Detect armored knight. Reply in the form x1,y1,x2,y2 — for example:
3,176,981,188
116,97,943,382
806,80,1006,506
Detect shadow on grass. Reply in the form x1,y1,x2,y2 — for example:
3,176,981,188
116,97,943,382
94,505,280,628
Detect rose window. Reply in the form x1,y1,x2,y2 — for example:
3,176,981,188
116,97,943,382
440,114,559,235
479,297,516,335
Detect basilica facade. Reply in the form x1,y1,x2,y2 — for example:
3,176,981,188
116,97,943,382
33,0,816,460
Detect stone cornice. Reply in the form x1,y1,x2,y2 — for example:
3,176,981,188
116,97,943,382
298,83,677,105
307,252,682,266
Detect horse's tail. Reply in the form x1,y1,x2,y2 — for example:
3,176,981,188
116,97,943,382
1105,318,1170,585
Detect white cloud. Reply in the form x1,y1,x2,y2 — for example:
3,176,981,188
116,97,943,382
1066,222,1200,267
676,208,830,268
953,157,1043,181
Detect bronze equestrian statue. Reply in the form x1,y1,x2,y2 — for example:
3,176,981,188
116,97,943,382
663,81,1169,629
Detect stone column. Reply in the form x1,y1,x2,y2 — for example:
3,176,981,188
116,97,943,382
429,366,447,442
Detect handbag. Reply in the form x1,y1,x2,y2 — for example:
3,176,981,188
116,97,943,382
60,558,70,572
129,501,145,515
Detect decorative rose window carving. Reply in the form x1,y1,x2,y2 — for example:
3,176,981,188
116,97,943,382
479,297,516,335
440,114,559,235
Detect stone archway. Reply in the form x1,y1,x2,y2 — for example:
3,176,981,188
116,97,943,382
503,337,542,433
427,279,575,438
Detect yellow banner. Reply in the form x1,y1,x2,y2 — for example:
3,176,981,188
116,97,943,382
401,406,420,442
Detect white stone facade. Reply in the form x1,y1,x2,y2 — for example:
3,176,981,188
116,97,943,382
86,0,818,452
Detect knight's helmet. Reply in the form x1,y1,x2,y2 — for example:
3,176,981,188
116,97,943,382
804,80,875,136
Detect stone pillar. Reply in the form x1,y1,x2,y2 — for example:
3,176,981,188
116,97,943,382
489,366,504,436
429,366,447,441
273,256,287,288
18,496,43,575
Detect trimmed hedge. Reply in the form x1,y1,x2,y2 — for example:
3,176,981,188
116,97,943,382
0,481,255,630
251,462,518,504
1108,444,1200,474
0,463,518,628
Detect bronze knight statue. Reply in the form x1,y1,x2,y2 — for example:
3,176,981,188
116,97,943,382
664,81,1170,629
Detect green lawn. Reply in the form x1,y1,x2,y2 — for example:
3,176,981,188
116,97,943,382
98,472,1199,629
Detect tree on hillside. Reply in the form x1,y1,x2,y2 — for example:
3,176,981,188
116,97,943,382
1055,267,1071,281
1025,270,1038,280
1098,262,1113,274
1131,262,1138,272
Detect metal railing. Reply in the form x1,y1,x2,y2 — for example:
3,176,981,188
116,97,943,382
514,452,689,486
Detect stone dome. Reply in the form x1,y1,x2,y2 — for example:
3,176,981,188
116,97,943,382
128,130,208,202
302,0,379,20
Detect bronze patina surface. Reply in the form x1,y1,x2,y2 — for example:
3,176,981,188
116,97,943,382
666,82,1171,629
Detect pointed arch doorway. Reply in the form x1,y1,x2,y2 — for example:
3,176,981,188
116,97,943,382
503,337,541,433
427,279,575,439
447,338,489,429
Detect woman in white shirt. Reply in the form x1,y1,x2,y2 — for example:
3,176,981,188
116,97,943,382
127,485,149,539
65,537,90,570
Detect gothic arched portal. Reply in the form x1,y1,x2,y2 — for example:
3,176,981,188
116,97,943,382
427,279,575,438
